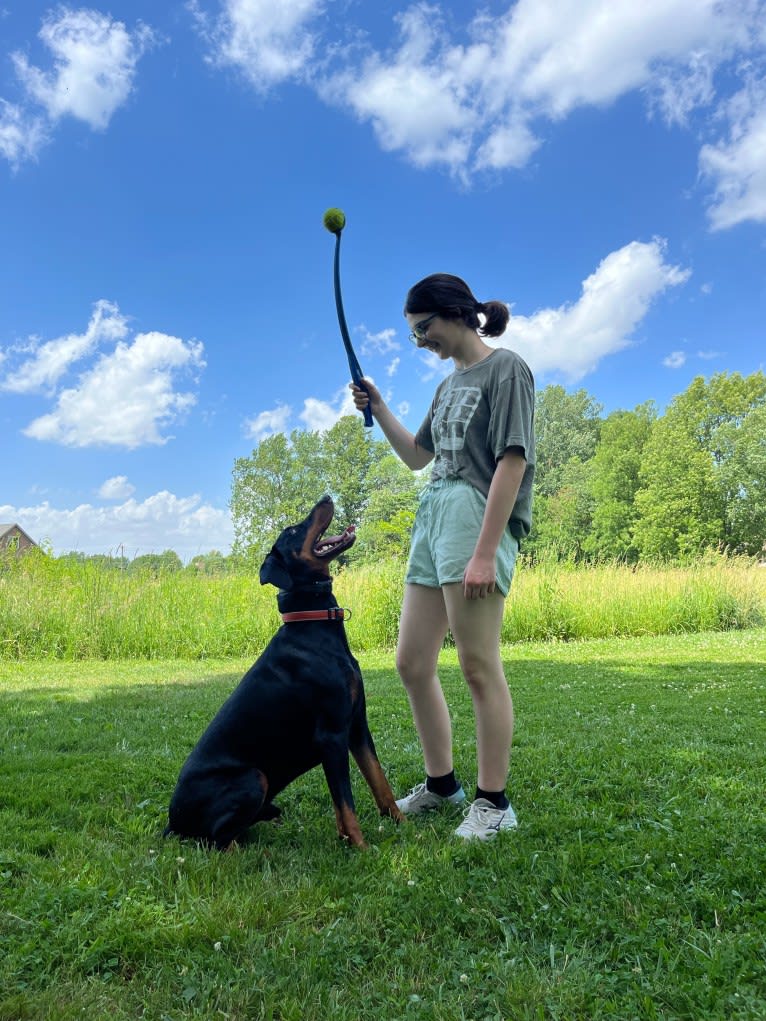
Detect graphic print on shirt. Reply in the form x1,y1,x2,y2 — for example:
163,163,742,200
431,385,482,480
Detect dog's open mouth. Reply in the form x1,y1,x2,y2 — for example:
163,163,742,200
313,524,356,558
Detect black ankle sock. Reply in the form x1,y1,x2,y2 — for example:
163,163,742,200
475,787,509,810
426,771,460,797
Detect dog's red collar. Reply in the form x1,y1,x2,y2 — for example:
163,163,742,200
280,607,351,623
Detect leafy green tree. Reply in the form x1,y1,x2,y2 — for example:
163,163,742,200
322,416,390,529
351,455,424,562
230,430,325,560
531,458,595,560
634,372,766,560
57,552,128,570
586,403,656,561
684,371,766,463
699,372,766,554
230,417,390,562
634,426,721,560
524,385,601,560
534,385,602,497
129,550,183,574
715,403,766,555
187,550,232,574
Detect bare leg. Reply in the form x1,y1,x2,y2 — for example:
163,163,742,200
442,586,512,792
395,584,452,777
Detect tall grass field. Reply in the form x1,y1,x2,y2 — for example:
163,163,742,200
1,553,764,659
1,630,765,1020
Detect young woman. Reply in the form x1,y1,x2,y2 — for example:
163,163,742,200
349,273,535,841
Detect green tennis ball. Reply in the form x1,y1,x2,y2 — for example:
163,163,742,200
323,207,346,234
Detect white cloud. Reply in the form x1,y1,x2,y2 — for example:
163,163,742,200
22,329,205,448
243,387,372,441
98,475,135,500
387,356,400,377
487,239,690,382
417,348,452,384
0,99,48,167
697,349,721,360
0,492,234,560
648,50,716,127
500,0,743,117
324,5,476,172
320,0,763,178
1,7,154,166
299,387,359,432
190,0,766,228
474,114,541,173
700,79,766,230
359,326,400,357
243,402,292,440
191,0,322,91
663,351,687,368
12,7,155,130
1,300,128,394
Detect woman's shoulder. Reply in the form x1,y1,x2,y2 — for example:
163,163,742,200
487,346,534,382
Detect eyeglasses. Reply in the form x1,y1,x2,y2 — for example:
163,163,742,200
408,313,439,345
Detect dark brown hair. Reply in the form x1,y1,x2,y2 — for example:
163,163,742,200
404,273,509,338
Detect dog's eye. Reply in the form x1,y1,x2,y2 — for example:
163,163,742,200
288,528,298,535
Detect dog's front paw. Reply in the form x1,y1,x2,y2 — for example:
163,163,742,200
256,803,282,823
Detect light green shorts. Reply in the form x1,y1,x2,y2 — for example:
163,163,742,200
405,479,519,597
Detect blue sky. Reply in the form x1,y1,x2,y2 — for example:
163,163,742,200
1,1,764,560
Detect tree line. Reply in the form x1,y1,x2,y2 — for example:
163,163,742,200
54,549,235,574
230,371,766,566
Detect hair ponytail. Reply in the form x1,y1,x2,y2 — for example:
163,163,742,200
478,300,510,338
405,274,508,337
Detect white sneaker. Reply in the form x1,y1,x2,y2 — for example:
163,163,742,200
395,782,466,815
454,798,518,840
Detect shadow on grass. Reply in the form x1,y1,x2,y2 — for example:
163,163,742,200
1,641,765,1021
1,651,764,856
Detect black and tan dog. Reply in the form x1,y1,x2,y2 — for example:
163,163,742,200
165,496,403,849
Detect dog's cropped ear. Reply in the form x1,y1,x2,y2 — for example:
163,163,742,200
259,548,293,591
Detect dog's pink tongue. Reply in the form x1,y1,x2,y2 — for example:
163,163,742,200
326,526,355,544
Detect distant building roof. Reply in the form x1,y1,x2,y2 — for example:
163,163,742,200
0,523,39,548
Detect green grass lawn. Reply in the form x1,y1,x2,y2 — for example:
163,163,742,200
1,630,765,1020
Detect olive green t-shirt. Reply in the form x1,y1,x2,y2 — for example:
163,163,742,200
414,348,536,539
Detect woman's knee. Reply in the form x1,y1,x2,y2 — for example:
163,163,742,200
456,647,503,692
395,645,436,688
395,649,422,686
